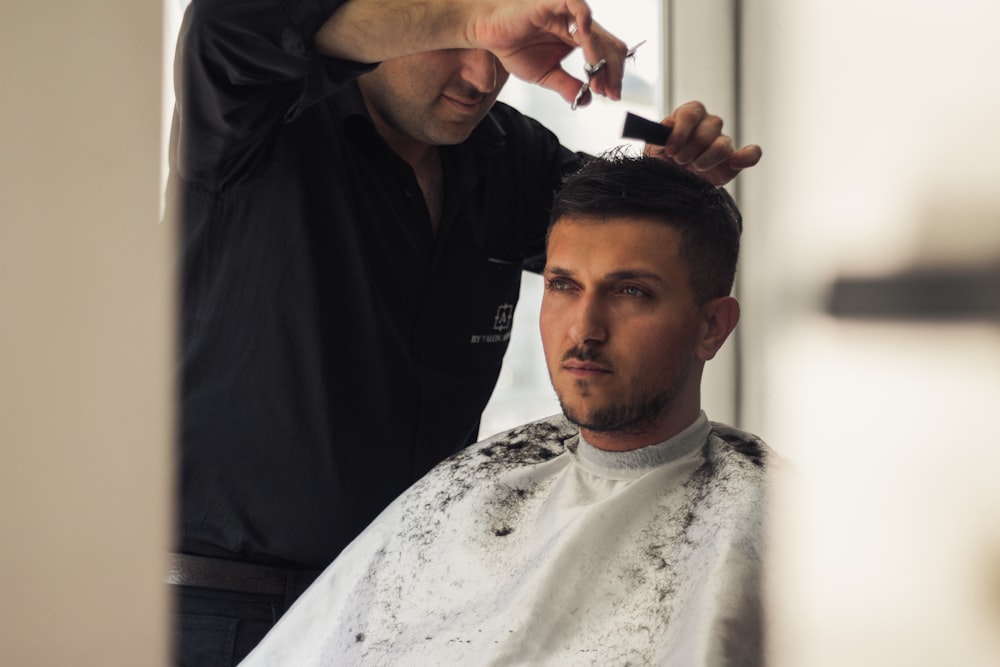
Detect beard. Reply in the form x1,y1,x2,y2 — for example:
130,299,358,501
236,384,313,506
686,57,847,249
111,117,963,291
559,385,677,436
553,345,691,437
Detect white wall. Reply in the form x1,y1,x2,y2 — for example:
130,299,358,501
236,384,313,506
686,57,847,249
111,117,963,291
0,2,171,665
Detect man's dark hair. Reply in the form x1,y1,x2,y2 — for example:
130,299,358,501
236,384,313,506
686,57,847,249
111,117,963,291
549,152,742,304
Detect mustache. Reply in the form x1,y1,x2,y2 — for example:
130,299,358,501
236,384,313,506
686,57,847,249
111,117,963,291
561,346,610,366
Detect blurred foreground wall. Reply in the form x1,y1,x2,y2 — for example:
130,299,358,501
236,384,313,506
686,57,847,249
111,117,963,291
738,1,1000,664
0,2,171,665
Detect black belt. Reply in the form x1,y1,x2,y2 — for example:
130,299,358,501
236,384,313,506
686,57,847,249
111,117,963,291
167,553,321,596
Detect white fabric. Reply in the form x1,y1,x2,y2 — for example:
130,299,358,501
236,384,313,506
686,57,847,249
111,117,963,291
241,412,772,666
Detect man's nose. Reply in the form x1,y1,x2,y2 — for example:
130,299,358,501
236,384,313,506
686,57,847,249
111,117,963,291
568,296,608,347
459,49,498,94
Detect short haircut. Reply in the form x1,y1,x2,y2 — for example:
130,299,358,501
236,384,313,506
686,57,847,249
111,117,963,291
549,152,742,304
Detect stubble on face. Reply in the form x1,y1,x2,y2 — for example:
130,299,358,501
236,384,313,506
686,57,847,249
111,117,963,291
555,345,690,438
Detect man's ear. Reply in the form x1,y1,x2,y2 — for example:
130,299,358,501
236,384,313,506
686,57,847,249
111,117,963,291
696,296,740,362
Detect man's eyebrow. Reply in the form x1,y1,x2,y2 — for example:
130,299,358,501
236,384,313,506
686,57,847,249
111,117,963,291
543,266,666,284
605,269,665,284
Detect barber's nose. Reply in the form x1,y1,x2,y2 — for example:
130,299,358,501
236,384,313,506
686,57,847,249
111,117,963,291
460,49,498,94
568,297,608,347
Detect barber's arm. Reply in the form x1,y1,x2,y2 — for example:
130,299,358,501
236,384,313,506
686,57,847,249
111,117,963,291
174,0,375,186
643,101,763,187
316,0,631,106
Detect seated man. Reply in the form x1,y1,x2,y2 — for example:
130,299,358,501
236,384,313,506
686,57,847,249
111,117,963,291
240,154,775,666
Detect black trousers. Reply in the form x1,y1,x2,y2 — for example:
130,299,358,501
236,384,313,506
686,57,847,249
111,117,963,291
172,585,297,667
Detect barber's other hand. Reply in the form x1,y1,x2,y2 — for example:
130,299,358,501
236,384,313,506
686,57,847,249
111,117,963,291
467,0,628,106
643,101,762,187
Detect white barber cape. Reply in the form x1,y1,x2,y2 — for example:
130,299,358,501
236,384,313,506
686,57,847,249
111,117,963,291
241,412,772,666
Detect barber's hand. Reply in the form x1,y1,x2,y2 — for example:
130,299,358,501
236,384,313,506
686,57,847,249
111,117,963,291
468,0,629,106
643,101,762,187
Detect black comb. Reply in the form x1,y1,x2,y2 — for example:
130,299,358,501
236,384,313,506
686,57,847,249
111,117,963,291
621,112,671,146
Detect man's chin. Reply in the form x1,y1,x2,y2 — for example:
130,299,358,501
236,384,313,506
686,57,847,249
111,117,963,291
560,397,672,437
560,403,619,434
426,122,478,146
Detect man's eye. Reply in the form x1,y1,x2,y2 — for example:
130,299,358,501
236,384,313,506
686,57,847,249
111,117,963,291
621,285,648,297
546,278,571,291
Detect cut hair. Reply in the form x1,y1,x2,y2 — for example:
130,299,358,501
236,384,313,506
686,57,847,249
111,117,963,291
549,151,742,304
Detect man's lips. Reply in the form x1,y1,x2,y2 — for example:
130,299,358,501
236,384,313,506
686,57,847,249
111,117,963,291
441,93,484,115
563,360,612,377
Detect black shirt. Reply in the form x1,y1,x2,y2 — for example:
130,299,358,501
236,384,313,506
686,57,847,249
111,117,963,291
170,0,583,568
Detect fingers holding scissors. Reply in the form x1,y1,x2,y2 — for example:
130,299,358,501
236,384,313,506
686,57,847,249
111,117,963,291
571,39,645,110
572,58,606,110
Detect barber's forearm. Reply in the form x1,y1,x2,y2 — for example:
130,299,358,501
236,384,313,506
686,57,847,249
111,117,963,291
314,0,624,107
315,0,471,63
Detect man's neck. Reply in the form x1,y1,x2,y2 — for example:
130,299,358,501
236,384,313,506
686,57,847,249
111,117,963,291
366,110,444,232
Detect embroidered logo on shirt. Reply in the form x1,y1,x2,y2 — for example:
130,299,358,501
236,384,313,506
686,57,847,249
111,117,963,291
493,304,514,332
470,303,515,344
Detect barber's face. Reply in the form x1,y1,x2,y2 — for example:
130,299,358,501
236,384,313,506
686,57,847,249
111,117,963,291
540,217,708,448
358,49,509,147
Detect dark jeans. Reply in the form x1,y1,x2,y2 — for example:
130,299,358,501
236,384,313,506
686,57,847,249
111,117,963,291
172,586,293,667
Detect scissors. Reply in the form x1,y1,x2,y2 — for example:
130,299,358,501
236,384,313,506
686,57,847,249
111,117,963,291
572,40,647,111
